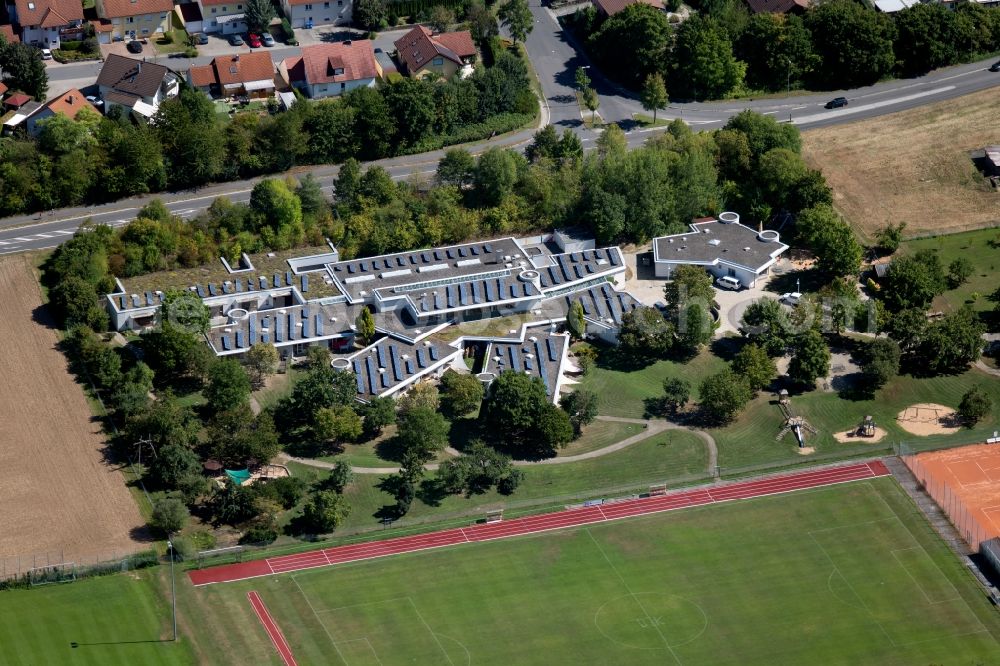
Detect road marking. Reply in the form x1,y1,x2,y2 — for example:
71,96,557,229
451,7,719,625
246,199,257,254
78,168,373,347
33,233,57,238
53,230,74,235
791,85,956,125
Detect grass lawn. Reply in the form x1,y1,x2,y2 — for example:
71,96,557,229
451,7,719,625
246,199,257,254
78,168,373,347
899,227,1000,317
153,29,190,55
0,570,195,665
713,366,1000,469
187,477,1000,664
558,419,644,456
325,430,709,532
576,348,728,418
632,112,670,127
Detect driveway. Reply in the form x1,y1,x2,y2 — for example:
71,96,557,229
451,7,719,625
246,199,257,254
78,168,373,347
716,278,774,335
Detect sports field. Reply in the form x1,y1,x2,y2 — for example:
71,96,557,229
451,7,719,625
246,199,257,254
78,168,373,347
192,475,1000,665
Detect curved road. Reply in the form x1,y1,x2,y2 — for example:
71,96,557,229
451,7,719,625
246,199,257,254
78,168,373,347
1,3,998,255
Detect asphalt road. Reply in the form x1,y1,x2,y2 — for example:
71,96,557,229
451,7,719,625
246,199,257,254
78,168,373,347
3,6,999,256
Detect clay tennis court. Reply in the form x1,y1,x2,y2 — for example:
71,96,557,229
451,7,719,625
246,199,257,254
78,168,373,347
903,443,1000,550
0,255,147,576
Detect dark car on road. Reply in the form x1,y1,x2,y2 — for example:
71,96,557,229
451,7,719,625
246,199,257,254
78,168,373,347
824,97,848,109
126,40,143,54
990,61,1000,72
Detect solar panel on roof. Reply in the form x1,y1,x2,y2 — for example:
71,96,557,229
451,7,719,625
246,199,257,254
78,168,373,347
497,278,506,299
209,284,218,297
397,256,406,267
594,248,605,261
546,337,557,362
433,250,442,260
409,255,417,265
259,276,268,289
381,371,390,389
509,284,517,299
416,348,426,368
570,252,579,263
376,344,386,368
261,332,269,343
365,355,377,395
301,275,309,292
284,271,291,286
458,283,467,306
421,252,430,263
249,318,257,344
484,280,494,302
302,319,310,337
352,361,363,392
547,266,560,285
359,262,367,272
384,259,392,269
574,265,584,280
433,292,441,310
389,345,402,382
483,243,493,253
591,290,607,319
608,295,622,324
287,314,295,340
446,249,455,259
275,318,284,343
472,281,481,304
235,279,243,293
522,283,530,297
586,264,595,274
406,359,415,374
315,314,323,336
525,357,533,371
609,250,621,266
145,291,153,306
458,247,466,258
559,261,571,283
540,273,550,288
236,331,245,348
196,285,206,298
470,246,479,256
222,336,231,351
511,346,521,371
507,346,515,369
273,274,280,288
347,264,355,274
446,285,455,309
132,295,141,308
429,346,439,361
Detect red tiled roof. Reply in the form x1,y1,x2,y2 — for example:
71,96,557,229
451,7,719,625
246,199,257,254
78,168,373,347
89,17,113,31
745,0,809,12
592,0,663,16
0,24,19,43
14,0,83,28
214,52,274,85
0,82,8,96
43,88,98,120
98,0,173,19
4,93,33,108
286,41,377,86
393,26,476,74
188,64,216,87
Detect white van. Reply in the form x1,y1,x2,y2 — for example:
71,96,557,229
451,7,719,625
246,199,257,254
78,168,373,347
715,275,742,291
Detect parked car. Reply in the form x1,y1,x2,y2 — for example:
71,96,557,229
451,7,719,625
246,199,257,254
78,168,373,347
229,33,244,46
84,95,104,110
779,292,802,305
990,61,1000,72
126,40,143,54
247,33,262,48
192,32,209,45
715,276,742,291
824,96,848,109
261,33,275,47
40,48,53,60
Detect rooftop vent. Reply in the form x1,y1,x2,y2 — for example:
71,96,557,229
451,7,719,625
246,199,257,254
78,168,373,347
708,239,721,246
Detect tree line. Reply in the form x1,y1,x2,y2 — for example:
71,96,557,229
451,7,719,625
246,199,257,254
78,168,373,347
571,0,1000,100
0,41,534,217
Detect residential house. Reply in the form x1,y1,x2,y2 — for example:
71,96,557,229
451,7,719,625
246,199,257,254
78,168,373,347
744,0,809,13
196,0,246,34
188,52,275,98
94,0,173,40
2,99,41,134
0,81,7,97
175,2,204,34
393,26,476,79
96,53,179,118
280,40,379,100
1,23,21,42
26,87,98,136
652,211,789,289
281,0,350,30
7,0,84,48
592,0,664,17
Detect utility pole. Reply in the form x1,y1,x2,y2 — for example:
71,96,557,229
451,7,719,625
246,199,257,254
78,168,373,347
784,57,792,97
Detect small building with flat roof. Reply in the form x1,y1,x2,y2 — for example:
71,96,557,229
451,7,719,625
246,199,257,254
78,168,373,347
652,212,788,288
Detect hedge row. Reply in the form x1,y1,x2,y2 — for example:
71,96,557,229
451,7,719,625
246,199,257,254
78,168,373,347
401,113,535,155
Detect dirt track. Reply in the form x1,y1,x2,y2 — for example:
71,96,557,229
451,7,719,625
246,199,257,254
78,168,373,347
0,255,147,573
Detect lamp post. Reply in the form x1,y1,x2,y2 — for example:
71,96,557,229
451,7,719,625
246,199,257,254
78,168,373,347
167,538,177,642
796,278,800,294
783,57,792,97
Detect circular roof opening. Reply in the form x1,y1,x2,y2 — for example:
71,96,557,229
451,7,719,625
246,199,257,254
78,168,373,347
718,211,740,224
332,358,351,370
758,230,780,242
519,270,539,282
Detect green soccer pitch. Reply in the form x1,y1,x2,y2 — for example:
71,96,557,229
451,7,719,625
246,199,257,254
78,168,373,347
196,477,1000,665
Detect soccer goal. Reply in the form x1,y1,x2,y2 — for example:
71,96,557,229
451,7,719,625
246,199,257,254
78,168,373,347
485,509,504,524
28,562,77,586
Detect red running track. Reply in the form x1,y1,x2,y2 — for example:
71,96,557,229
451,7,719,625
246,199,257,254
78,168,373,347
191,460,890,586
247,591,298,666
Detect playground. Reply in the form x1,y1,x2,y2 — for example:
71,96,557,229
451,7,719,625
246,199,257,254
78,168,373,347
896,403,962,437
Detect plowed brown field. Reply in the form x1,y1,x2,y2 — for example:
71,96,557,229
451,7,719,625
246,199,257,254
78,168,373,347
0,255,146,574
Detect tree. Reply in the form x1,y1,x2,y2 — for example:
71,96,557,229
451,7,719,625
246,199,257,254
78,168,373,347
354,0,388,29
565,300,587,341
947,257,973,289
537,403,574,449
919,307,985,374
397,381,440,414
804,0,895,88
437,148,476,187
303,490,351,533
880,250,945,312
499,0,533,43
245,0,277,32
677,302,712,352
356,308,376,345
208,405,281,467
362,395,396,436
49,275,106,330
474,148,524,207
481,371,565,457
560,389,599,435
384,77,436,145
128,395,202,453
574,66,591,93
640,73,668,124
894,3,959,76
428,5,455,32
668,15,745,100
958,387,992,427
618,306,674,360
795,205,862,279
326,461,354,493
154,86,225,189
662,377,691,416
731,343,776,393
151,498,189,535
721,110,801,168
213,480,260,524
204,359,252,412
436,441,521,496
581,86,600,123
0,40,48,99
314,405,363,444
245,343,279,389
699,369,752,425
397,406,449,465
467,0,499,44
588,4,671,88
663,264,715,320
860,338,900,390
343,87,396,160
875,222,906,254
249,178,303,241
739,298,790,356
788,329,831,387
439,370,485,416
147,443,202,490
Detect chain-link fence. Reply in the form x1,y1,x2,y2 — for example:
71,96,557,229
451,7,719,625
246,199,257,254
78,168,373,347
0,549,159,588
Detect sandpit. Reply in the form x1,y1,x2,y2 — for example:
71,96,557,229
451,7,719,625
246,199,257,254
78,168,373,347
797,446,816,456
834,426,888,444
896,403,961,437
